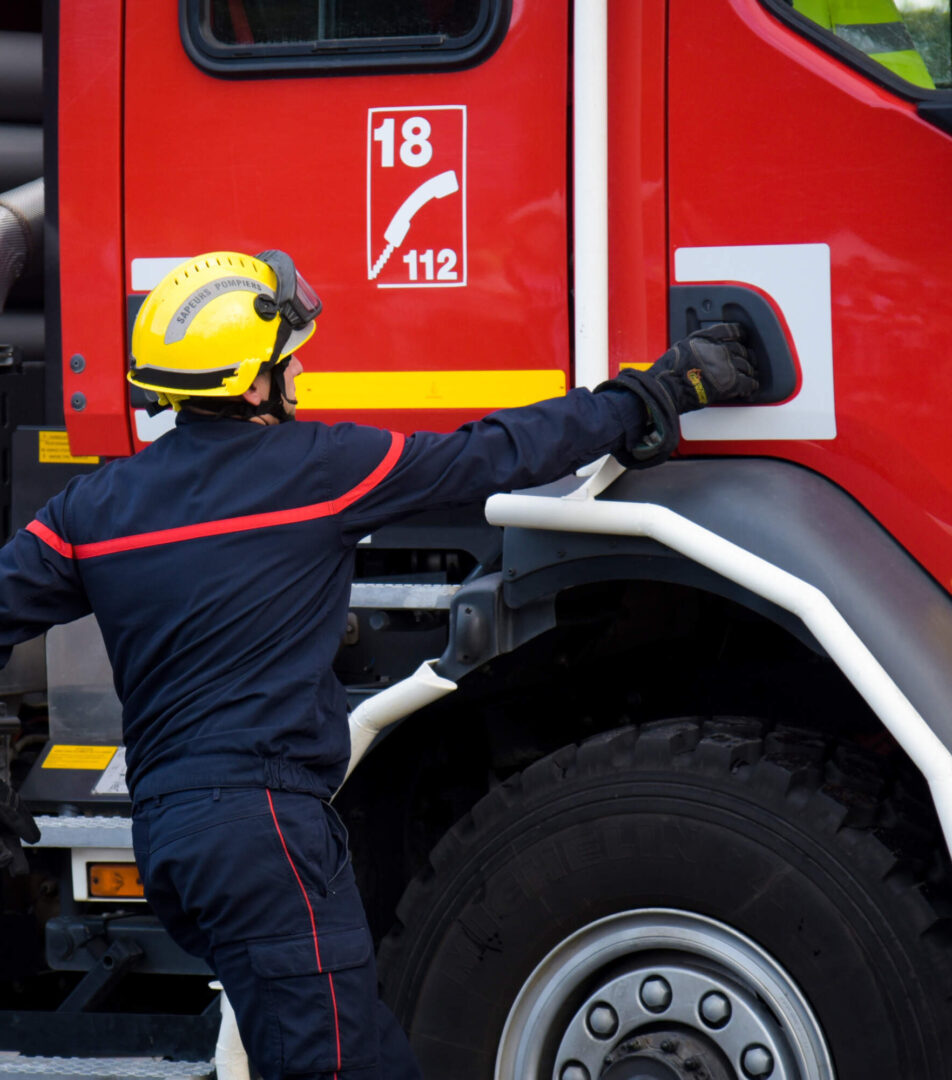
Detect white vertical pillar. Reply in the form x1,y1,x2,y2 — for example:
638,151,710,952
573,0,610,389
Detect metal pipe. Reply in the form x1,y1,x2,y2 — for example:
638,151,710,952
210,982,251,1080
0,125,42,193
343,659,457,783
485,489,952,858
0,178,43,311
0,32,43,123
572,0,609,389
0,311,44,362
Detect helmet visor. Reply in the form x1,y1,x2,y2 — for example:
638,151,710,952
290,269,322,329
256,250,322,330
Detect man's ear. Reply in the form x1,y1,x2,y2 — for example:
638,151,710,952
242,374,267,406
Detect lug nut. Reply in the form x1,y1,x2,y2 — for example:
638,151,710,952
586,1003,618,1039
560,1063,590,1080
639,975,672,1013
742,1044,774,1077
699,990,732,1029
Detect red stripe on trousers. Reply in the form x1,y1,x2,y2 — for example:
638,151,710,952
266,789,342,1077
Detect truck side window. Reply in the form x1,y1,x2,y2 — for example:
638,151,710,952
768,0,951,92
182,0,510,76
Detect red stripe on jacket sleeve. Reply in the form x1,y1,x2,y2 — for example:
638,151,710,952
26,519,75,559
69,429,407,560
326,429,405,516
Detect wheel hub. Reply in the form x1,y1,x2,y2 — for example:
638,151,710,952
494,910,833,1080
557,961,789,1079
597,1028,734,1080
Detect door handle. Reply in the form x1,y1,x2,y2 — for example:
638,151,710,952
669,284,799,404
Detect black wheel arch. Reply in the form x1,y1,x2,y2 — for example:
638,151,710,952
342,458,952,942
441,457,952,756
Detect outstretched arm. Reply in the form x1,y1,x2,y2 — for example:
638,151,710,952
338,324,756,539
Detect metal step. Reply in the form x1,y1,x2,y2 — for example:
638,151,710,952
0,1056,213,1079
350,582,460,609
30,815,132,849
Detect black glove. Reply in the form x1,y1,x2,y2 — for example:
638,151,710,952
0,779,39,876
648,323,758,413
595,323,758,469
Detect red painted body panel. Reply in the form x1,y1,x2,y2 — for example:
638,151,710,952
608,0,668,371
59,0,952,591
668,0,952,590
58,1,132,457
121,0,570,441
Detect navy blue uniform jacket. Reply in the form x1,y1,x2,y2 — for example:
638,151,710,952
0,389,644,802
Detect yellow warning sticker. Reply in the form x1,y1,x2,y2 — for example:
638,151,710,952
43,745,118,770
38,431,100,465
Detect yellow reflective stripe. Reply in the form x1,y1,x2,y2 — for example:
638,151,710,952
794,0,936,90
619,361,653,372
793,0,833,29
869,48,936,88
829,0,904,24
296,370,567,410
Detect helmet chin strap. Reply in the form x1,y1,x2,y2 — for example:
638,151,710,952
256,357,297,424
181,357,297,423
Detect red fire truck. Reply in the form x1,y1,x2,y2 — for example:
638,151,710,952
2,1,952,1076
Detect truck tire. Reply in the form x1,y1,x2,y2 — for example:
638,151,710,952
378,718,952,1079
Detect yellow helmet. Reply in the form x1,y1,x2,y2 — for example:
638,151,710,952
128,250,320,403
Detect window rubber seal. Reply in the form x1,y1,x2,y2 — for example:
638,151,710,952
179,0,512,79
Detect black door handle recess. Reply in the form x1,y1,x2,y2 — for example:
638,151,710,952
669,284,799,404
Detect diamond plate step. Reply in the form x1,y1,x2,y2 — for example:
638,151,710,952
29,815,132,849
0,1056,213,1079
349,582,459,609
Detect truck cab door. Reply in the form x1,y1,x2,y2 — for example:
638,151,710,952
666,0,952,589
120,0,571,446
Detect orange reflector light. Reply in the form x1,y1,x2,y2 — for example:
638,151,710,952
88,863,144,898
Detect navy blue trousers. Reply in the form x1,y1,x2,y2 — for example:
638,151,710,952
132,787,422,1080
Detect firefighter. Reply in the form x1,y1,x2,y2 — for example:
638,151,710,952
0,250,756,1079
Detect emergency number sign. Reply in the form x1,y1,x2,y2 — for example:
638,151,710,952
367,106,467,288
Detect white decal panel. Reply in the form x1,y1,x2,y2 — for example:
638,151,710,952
367,106,467,289
93,746,128,796
134,407,176,443
131,257,189,292
675,244,835,441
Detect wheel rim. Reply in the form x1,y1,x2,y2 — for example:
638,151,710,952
494,909,834,1080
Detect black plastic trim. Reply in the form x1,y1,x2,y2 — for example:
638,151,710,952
669,284,798,404
47,915,210,975
179,0,512,79
917,100,952,135
0,1008,218,1058
130,363,239,392
484,460,952,753
758,0,952,118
